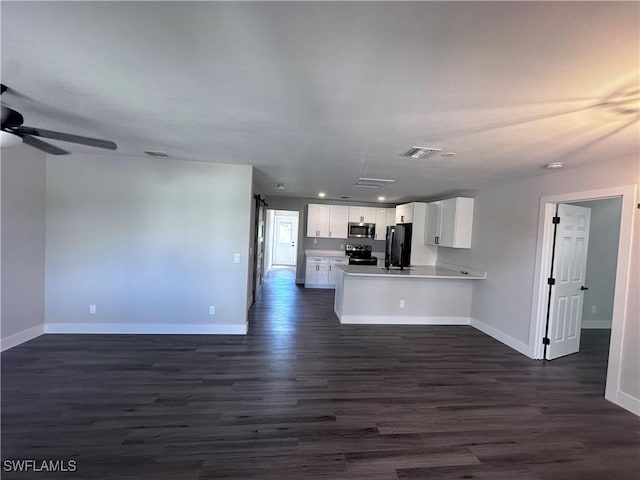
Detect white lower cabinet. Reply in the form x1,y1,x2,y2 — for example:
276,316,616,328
305,256,330,287
305,255,347,288
328,256,349,286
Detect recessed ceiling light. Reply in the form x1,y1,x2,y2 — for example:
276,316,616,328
400,146,442,159
378,196,386,201
546,162,564,169
318,192,326,198
440,152,456,158
276,183,285,190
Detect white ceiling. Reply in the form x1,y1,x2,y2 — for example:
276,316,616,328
1,1,638,202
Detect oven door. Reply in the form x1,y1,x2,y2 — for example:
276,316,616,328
348,256,378,266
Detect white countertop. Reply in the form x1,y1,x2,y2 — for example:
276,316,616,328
336,264,486,279
305,249,348,257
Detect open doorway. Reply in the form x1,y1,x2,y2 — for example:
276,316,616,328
265,210,299,277
529,184,637,413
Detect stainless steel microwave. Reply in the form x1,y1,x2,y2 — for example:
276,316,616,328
348,222,376,239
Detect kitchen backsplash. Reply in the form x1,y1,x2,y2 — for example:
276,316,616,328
304,236,386,252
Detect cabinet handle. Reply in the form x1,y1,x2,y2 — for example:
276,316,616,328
401,215,404,222
329,231,332,237
316,230,319,236
435,236,439,245
360,216,364,222
316,265,319,271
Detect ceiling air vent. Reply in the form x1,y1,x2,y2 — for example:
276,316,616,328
353,178,395,189
400,146,442,159
144,150,169,157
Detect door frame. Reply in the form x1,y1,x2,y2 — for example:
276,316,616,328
529,184,636,410
272,214,298,266
267,210,299,268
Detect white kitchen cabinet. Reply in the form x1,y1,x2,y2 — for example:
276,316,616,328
328,205,349,239
328,256,349,286
307,204,349,238
305,255,347,288
395,203,414,224
374,208,388,240
425,202,441,247
307,204,331,238
425,197,474,248
348,206,376,223
386,208,396,227
305,256,330,287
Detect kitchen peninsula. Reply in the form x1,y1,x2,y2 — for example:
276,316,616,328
334,264,486,325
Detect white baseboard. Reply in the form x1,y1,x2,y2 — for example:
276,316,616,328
44,323,248,335
339,315,470,325
582,319,612,329
470,318,533,358
1,324,45,352
613,390,640,416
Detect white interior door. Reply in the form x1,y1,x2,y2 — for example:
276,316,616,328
546,204,591,360
273,216,298,266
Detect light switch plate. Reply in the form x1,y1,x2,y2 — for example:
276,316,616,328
233,253,241,263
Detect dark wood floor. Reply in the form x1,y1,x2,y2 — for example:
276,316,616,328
2,266,639,479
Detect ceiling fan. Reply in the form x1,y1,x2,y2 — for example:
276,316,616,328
0,84,117,155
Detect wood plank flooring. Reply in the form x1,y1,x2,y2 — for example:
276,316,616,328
2,266,639,479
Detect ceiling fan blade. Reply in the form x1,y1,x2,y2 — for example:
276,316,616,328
14,126,117,150
20,134,69,155
1,105,25,129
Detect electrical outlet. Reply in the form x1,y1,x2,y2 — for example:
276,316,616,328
591,305,597,314
209,306,215,315
313,238,318,244
399,299,405,309
89,304,96,314
233,253,241,264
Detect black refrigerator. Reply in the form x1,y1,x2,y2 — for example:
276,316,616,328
384,224,412,270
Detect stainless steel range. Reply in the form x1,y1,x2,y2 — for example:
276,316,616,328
345,244,377,266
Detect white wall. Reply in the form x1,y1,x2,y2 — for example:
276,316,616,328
1,145,47,350
45,155,253,334
437,154,639,406
573,198,621,328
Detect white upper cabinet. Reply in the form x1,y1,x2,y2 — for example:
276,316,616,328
307,204,349,238
386,208,396,227
375,208,388,240
395,203,414,224
348,206,376,223
425,202,441,246
307,204,331,237
425,197,474,248
328,205,349,239
308,203,393,239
